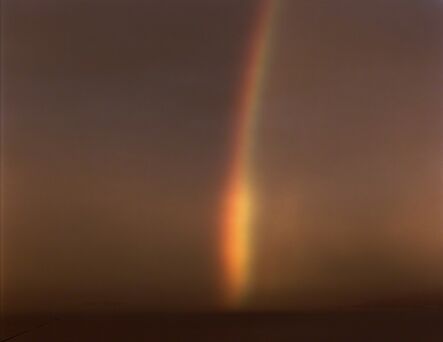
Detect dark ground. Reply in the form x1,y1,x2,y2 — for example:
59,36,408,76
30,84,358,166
1,310,443,341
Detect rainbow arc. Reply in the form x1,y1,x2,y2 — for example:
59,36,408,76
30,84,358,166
221,0,280,308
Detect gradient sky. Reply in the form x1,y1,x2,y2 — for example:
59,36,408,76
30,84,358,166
2,0,443,314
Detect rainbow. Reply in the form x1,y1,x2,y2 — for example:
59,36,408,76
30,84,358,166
220,0,279,308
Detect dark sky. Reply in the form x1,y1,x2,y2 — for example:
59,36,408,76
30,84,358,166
2,0,443,314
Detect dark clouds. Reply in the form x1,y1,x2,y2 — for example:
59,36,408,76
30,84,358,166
2,0,258,313
2,0,443,314
254,0,443,308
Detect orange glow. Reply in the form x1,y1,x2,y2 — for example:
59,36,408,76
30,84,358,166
222,175,252,306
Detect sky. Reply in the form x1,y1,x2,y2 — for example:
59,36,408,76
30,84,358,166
2,0,443,314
